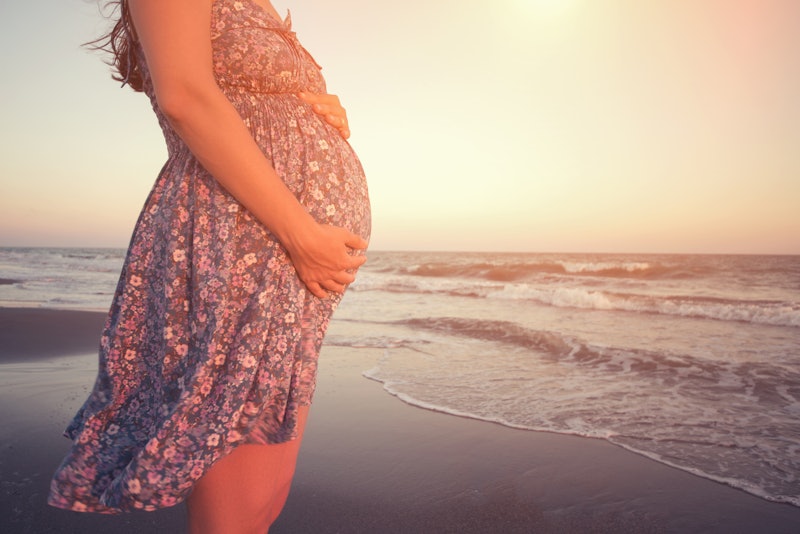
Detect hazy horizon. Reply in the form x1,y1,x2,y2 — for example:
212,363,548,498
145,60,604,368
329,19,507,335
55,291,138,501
3,244,799,258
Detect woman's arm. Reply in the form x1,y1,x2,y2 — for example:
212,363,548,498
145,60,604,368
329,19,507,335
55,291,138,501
127,0,366,298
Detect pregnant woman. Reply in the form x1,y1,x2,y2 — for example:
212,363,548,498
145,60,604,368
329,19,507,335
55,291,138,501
48,1,371,532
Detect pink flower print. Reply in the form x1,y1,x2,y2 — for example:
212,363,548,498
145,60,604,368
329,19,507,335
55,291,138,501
124,349,137,361
176,344,189,357
127,479,141,495
243,277,257,294
206,434,220,447
172,249,186,262
145,439,160,455
198,256,212,271
190,464,204,479
130,275,142,287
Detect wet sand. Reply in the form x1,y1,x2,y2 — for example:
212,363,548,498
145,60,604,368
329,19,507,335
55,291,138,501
2,307,799,533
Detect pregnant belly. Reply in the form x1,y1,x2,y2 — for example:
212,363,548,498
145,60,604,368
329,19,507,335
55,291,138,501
230,93,371,241
297,136,371,241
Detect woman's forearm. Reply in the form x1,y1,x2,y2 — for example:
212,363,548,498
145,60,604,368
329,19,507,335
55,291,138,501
159,84,316,248
128,0,313,247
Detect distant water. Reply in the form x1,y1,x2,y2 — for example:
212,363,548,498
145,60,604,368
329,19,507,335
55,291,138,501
0,247,125,310
2,247,799,506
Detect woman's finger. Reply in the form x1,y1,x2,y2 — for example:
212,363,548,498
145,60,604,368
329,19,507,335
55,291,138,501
305,281,327,299
344,233,369,251
322,280,347,294
298,92,350,138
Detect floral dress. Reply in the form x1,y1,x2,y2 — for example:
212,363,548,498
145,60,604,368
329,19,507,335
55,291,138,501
48,0,370,513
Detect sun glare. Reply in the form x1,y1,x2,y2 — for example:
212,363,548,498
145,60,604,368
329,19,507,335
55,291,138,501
520,0,576,15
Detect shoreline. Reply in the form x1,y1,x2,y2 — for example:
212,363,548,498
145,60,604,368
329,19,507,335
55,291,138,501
1,307,799,533
363,377,799,509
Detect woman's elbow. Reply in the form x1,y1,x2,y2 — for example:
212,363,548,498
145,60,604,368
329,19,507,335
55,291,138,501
155,85,196,125
154,80,216,126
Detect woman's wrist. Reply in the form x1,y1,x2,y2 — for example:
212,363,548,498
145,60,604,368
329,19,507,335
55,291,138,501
272,209,318,256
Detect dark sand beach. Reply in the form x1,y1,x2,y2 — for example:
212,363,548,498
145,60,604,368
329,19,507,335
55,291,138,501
2,307,800,533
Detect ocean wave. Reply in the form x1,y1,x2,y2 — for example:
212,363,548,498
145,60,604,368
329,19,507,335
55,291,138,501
353,274,800,327
393,316,800,390
364,319,800,507
487,286,800,327
396,259,702,282
398,317,576,357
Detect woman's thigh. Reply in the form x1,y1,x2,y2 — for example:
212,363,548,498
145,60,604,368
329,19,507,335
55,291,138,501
186,405,310,534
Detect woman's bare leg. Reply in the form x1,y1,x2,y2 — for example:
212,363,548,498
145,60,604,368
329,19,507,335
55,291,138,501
186,406,310,534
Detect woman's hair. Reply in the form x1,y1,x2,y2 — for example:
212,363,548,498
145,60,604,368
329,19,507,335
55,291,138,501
86,1,143,92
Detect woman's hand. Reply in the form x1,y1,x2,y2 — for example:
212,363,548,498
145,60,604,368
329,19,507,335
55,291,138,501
298,92,351,139
282,221,368,298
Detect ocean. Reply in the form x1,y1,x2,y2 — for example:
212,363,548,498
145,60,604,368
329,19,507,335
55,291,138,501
1,247,798,507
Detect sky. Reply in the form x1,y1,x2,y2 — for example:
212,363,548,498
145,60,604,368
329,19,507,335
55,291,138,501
1,0,798,254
